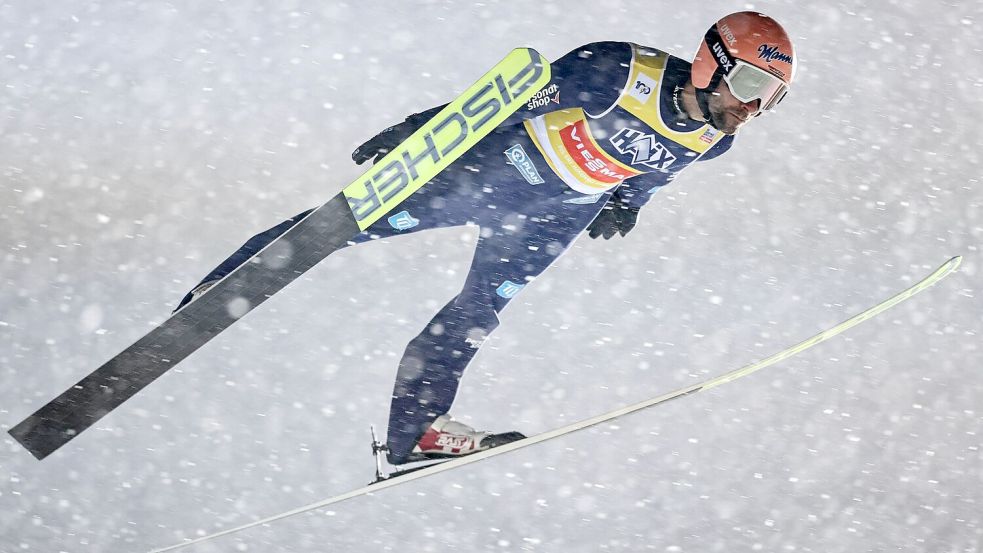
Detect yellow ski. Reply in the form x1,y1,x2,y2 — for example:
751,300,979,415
151,256,961,553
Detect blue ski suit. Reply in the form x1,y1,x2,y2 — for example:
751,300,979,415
178,42,735,464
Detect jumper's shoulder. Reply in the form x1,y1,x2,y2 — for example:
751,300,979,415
577,43,693,83
566,40,633,56
557,41,634,69
698,133,736,162
664,50,693,71
630,43,692,72
630,43,673,58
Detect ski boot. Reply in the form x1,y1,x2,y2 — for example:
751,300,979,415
370,416,526,483
404,414,526,462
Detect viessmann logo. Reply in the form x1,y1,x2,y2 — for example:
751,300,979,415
559,121,632,183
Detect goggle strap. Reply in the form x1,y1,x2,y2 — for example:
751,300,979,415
703,24,735,78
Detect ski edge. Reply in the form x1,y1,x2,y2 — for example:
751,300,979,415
149,256,961,553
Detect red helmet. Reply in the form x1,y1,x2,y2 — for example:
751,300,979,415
692,11,796,112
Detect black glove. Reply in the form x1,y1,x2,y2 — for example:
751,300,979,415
351,104,449,166
587,195,641,239
351,120,416,166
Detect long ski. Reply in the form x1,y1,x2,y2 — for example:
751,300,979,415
149,256,961,553
9,48,551,460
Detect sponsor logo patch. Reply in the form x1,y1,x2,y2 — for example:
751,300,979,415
562,192,604,205
388,210,420,230
560,121,632,184
711,41,733,72
628,73,658,104
758,44,793,65
436,435,470,448
526,83,560,110
719,23,738,46
504,143,545,185
609,128,677,171
496,280,525,299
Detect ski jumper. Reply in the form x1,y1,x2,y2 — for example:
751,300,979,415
177,42,735,464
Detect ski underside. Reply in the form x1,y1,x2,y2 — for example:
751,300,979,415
149,256,962,553
9,48,552,460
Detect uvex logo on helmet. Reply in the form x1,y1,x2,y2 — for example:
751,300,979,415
718,23,738,46
711,41,733,72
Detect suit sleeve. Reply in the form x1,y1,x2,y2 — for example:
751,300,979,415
610,171,670,210
695,134,735,162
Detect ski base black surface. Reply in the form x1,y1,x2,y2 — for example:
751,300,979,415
9,195,359,460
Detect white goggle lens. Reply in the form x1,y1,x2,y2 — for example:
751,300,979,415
724,61,788,112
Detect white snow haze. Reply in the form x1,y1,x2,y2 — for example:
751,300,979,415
1,1,981,552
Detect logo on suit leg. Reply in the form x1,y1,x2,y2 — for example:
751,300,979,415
504,144,545,185
388,210,420,230
496,280,525,299
563,192,604,204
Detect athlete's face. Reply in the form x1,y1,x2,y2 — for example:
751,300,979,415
706,79,761,135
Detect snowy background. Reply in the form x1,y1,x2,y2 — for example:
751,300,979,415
1,1,981,551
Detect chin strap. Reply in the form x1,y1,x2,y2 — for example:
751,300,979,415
695,88,713,123
694,67,726,124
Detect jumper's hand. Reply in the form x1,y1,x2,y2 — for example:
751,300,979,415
587,196,640,239
351,121,417,166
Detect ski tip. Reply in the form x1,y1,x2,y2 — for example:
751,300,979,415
513,46,544,58
934,256,963,279
508,47,549,70
8,417,64,461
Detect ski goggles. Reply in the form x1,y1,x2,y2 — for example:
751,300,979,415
722,60,789,113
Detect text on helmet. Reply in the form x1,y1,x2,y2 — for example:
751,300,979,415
711,42,734,72
757,44,793,64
